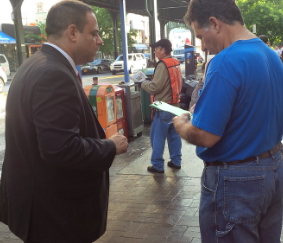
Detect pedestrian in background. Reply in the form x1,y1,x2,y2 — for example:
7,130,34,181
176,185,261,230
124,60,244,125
141,39,183,173
0,1,128,243
174,0,283,242
280,42,283,62
189,42,212,113
274,45,281,57
259,34,268,44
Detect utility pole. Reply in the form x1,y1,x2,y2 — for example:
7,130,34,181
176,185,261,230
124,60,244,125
10,0,26,67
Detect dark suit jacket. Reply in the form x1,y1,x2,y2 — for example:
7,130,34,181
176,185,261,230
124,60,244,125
0,44,116,243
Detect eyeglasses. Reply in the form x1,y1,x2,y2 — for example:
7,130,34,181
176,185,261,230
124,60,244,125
154,46,162,51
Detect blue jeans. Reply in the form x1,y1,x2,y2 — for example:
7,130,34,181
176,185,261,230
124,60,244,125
150,111,182,170
200,150,283,243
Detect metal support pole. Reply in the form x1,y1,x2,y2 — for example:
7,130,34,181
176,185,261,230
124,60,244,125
109,11,119,59
146,0,157,63
119,0,129,83
10,0,26,67
187,26,195,46
159,20,167,39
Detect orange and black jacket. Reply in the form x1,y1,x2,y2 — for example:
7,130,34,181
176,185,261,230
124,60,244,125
154,57,182,104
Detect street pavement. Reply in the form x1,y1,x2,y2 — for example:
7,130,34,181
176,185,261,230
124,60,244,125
1,125,283,243
0,123,204,243
0,67,283,242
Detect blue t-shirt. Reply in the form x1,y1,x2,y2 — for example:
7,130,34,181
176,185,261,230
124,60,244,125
192,38,283,162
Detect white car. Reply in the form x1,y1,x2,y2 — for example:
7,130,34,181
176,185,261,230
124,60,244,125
172,48,185,63
0,54,10,76
0,65,7,93
110,53,147,75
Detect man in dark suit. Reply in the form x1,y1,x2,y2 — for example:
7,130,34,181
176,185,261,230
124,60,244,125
0,1,128,243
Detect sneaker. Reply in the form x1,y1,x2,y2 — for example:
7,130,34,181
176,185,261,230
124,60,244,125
147,166,164,174
167,161,181,169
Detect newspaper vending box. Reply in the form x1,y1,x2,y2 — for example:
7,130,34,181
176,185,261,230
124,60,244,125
83,84,117,138
113,85,128,140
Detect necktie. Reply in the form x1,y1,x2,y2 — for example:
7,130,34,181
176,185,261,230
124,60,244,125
77,73,82,86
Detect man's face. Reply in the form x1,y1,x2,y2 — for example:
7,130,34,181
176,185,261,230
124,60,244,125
154,46,167,60
76,12,103,65
191,21,220,55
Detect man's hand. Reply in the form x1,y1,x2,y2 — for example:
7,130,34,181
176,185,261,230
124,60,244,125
109,133,128,155
173,113,191,135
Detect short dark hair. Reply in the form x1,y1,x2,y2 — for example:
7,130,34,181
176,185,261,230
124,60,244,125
46,0,94,39
184,0,244,28
259,35,268,44
149,39,172,55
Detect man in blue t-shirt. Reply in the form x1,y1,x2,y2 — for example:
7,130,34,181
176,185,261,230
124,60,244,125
173,0,283,242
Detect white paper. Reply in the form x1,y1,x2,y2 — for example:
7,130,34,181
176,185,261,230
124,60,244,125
129,71,148,83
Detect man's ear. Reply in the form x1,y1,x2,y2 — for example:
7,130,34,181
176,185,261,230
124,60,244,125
209,17,221,33
66,24,78,42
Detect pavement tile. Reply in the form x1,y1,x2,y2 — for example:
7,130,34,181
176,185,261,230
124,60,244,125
121,232,145,239
1,123,283,243
191,238,202,243
183,229,201,239
166,235,194,243
139,234,160,243
136,223,156,234
165,214,184,225
96,230,124,243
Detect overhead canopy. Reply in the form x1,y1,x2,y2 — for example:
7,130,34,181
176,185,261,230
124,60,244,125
86,0,190,23
0,31,16,44
133,44,148,50
1,24,41,45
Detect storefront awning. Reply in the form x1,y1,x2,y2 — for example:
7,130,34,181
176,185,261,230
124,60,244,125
0,31,16,44
134,44,148,50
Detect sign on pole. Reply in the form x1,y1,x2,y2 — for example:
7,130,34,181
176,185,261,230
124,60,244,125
253,24,256,33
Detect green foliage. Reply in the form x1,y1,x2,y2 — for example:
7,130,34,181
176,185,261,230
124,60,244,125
26,7,138,57
93,6,138,57
93,7,114,56
36,21,47,37
237,0,283,45
25,21,47,43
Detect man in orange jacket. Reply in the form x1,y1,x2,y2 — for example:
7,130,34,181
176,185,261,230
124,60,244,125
141,39,183,173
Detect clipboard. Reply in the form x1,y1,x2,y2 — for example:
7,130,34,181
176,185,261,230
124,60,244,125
150,101,192,117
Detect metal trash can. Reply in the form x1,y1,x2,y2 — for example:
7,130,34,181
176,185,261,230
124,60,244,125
139,68,155,123
117,82,144,137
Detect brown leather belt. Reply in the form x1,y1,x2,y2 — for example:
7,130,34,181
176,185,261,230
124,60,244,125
204,142,283,166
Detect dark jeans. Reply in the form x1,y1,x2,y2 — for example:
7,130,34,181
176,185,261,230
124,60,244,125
200,150,283,243
150,111,182,170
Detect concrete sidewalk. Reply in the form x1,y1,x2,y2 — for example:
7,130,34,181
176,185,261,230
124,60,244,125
0,124,204,243
1,125,283,242
0,66,283,242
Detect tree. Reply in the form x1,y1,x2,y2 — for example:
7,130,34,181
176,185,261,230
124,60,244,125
92,6,138,57
237,0,283,45
25,21,47,43
27,6,138,58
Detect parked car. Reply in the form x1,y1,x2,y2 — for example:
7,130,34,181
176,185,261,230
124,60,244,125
81,59,113,75
110,53,147,75
0,54,10,76
172,48,185,63
143,53,150,61
0,65,7,93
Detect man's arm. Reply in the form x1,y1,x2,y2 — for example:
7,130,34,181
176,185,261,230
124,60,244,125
32,70,122,171
173,113,221,148
141,62,168,94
